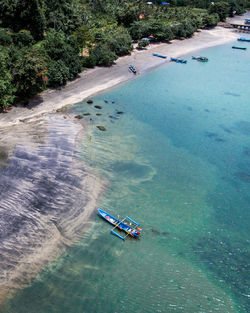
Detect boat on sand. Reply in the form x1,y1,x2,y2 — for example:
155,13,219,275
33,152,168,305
129,65,137,74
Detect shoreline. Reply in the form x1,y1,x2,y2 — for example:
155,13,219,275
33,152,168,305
0,25,239,128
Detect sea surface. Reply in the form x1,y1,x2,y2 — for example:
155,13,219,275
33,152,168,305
1,37,250,312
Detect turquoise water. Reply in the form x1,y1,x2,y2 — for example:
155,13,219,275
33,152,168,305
2,39,250,312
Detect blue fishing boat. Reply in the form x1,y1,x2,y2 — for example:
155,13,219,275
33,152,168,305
170,57,187,64
237,37,250,42
129,65,137,74
97,208,142,240
192,56,208,62
153,53,167,59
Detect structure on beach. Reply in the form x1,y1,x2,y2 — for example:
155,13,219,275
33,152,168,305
229,22,250,32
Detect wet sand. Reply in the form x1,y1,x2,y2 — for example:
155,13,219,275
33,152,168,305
0,113,106,305
0,25,239,128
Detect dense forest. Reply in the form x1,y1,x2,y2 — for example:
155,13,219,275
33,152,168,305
0,0,249,109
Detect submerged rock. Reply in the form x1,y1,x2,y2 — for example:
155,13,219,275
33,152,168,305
205,132,218,138
109,115,118,120
243,147,250,156
97,126,106,131
151,229,160,235
234,172,250,183
74,115,83,119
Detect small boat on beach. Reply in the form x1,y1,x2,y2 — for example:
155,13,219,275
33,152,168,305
170,57,187,64
97,208,142,240
232,46,247,50
192,56,208,62
129,65,137,74
237,37,250,42
153,53,167,59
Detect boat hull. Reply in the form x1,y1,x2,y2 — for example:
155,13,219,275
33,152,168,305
237,37,250,42
153,53,167,59
170,57,187,64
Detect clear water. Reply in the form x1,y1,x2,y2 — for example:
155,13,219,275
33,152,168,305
1,39,250,312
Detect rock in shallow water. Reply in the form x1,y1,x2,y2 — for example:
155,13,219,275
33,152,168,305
97,126,106,131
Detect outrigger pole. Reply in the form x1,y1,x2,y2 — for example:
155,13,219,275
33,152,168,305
125,216,140,226
110,218,126,240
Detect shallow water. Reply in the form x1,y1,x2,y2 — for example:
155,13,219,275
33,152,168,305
1,38,250,312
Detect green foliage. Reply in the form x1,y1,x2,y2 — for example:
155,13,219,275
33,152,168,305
0,0,45,40
115,3,141,27
137,39,150,49
42,30,81,86
81,55,96,68
11,30,34,47
130,19,174,41
12,48,47,98
202,13,220,28
47,60,70,86
90,44,117,66
0,28,13,46
209,2,230,21
105,29,133,56
0,48,15,109
0,0,248,107
44,0,89,33
73,26,94,49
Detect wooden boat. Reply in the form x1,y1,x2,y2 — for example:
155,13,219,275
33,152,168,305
97,208,142,240
170,57,187,64
237,37,250,42
192,56,208,62
129,65,137,74
232,46,247,50
153,53,167,59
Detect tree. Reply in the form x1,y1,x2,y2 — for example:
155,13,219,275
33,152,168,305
47,60,69,86
12,48,47,98
41,30,82,86
105,29,133,56
0,48,15,109
203,13,220,28
73,26,94,50
116,3,141,27
209,2,230,21
137,39,150,49
44,0,87,33
90,44,117,66
0,0,45,40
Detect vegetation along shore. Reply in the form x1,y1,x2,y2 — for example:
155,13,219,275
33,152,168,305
0,0,249,119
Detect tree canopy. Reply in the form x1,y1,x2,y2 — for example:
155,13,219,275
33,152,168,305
0,0,247,109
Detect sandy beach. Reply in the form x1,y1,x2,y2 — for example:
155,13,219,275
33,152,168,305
0,24,239,127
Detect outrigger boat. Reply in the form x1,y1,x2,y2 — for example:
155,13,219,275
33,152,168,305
192,56,208,62
170,57,187,64
97,208,142,240
232,46,247,50
153,53,167,59
129,65,137,74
